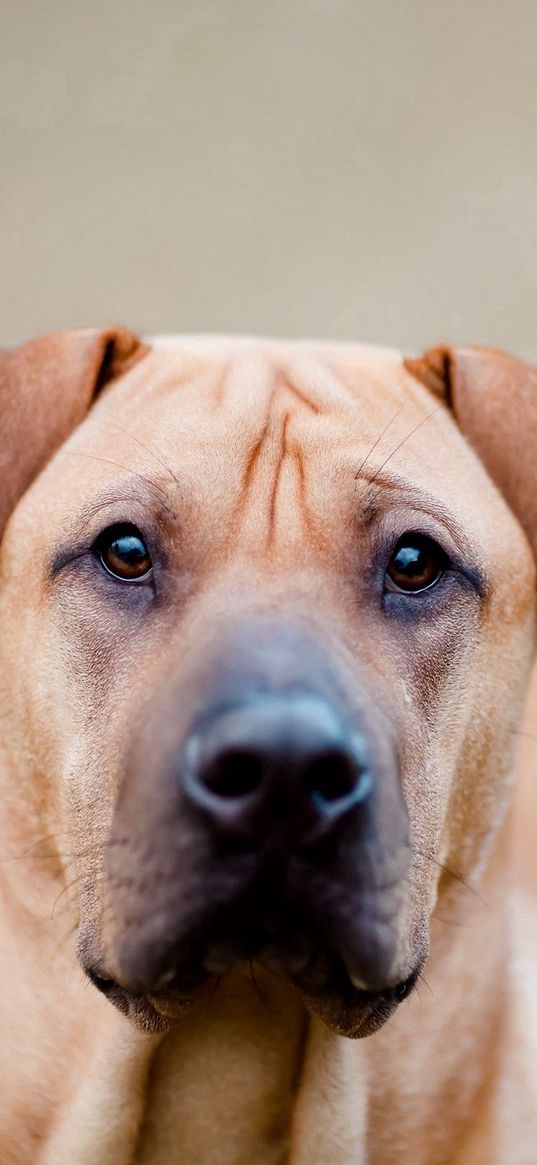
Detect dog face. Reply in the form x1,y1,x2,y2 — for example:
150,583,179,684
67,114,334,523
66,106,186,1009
0,333,535,1037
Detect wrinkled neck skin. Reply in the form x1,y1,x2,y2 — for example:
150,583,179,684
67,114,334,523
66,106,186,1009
0,757,529,1165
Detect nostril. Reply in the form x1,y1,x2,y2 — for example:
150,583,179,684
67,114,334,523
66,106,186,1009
305,749,372,814
202,749,264,799
305,751,358,806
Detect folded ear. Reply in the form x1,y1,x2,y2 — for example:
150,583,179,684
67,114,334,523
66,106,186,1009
405,345,537,558
0,327,148,536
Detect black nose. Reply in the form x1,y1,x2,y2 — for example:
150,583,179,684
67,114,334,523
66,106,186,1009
181,697,372,847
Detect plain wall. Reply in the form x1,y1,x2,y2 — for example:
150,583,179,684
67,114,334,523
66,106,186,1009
2,0,537,355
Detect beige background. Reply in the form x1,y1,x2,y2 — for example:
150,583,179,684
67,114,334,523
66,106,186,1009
2,0,537,355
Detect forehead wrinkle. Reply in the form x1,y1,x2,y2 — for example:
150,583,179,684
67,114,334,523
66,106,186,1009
279,354,358,412
277,373,321,415
166,358,233,411
222,350,276,425
97,347,196,409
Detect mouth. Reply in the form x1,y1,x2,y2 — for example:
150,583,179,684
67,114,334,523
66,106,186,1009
85,913,421,1037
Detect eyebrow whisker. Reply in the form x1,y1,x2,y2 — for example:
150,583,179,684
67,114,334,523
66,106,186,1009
367,406,445,487
355,404,404,478
60,452,173,510
106,423,182,491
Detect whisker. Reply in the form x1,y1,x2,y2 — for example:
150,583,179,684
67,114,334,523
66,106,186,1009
50,875,80,920
52,918,79,957
248,958,270,1010
355,405,404,477
0,831,74,864
417,971,433,997
0,837,108,867
50,900,80,920
368,405,445,486
107,423,182,491
411,846,487,906
61,451,170,500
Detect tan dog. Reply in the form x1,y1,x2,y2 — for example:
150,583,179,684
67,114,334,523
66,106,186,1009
0,330,536,1165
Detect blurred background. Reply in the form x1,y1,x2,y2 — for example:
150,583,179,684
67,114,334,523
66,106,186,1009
2,0,537,354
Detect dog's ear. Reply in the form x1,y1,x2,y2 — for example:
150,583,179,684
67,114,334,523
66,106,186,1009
0,327,148,535
405,345,537,557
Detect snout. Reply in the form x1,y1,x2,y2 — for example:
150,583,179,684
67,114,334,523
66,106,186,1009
181,696,373,848
98,620,416,1036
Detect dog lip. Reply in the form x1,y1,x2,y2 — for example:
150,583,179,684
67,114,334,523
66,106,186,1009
84,961,205,1032
83,945,419,1038
290,942,419,1007
85,965,118,996
292,953,422,1041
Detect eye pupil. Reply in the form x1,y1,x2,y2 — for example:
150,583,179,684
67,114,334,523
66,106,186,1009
386,534,445,593
111,534,146,566
394,544,427,576
96,525,153,581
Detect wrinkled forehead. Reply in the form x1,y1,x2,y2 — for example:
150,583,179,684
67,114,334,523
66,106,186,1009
92,336,497,501
102,335,411,431
26,336,526,571
90,335,437,471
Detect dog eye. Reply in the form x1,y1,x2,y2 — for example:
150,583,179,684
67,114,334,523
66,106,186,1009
94,524,153,582
385,533,447,593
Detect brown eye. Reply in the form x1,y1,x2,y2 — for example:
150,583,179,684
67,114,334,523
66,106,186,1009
386,534,446,593
95,524,153,582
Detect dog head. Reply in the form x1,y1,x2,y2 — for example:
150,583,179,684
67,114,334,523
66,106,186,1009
0,332,535,1035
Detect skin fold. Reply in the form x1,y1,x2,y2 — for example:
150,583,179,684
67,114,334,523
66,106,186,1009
0,333,535,1164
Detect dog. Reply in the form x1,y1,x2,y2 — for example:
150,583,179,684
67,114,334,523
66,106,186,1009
0,328,535,1164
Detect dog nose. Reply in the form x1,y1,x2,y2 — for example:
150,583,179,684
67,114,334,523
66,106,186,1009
181,697,372,846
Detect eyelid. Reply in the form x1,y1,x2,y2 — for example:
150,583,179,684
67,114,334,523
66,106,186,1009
50,517,160,579
47,480,177,580
98,558,154,583
376,513,487,600
390,531,449,568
